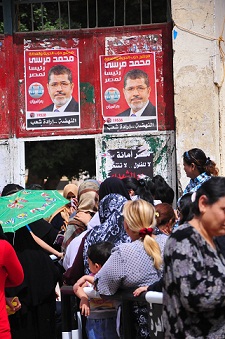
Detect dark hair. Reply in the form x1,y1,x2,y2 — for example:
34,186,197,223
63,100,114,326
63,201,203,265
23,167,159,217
1,184,24,197
155,203,176,227
48,65,73,83
87,241,114,266
122,176,154,204
183,148,219,176
177,193,193,225
124,69,149,88
122,177,140,194
152,175,174,205
192,177,225,216
137,177,154,205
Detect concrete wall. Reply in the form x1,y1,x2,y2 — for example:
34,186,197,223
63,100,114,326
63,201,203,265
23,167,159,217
172,0,225,193
0,139,25,192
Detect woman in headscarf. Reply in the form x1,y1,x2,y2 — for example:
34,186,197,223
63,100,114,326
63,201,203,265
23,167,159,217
63,177,130,284
49,183,78,232
98,177,130,201
62,180,99,251
83,177,131,274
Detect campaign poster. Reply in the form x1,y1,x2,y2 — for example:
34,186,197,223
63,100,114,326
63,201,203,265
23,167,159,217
24,49,80,129
100,53,157,134
107,146,153,179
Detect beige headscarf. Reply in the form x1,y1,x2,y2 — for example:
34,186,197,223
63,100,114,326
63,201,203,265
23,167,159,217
49,183,78,225
77,180,99,214
63,184,78,199
62,180,100,249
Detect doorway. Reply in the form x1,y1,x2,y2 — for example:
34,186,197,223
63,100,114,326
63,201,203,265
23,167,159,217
25,138,96,189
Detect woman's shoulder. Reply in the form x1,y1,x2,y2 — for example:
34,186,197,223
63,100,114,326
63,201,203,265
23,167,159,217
0,239,11,248
112,240,143,254
165,223,195,246
164,223,203,257
171,222,195,239
155,233,169,250
110,241,133,254
155,232,168,242
0,239,15,257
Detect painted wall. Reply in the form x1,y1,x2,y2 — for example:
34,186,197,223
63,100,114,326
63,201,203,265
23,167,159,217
0,23,175,193
96,131,176,188
0,24,173,139
172,0,225,192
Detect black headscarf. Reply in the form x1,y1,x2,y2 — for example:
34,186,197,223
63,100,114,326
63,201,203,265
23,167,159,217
99,177,130,201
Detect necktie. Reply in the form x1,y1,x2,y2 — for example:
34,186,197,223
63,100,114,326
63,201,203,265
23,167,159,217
54,109,60,112
131,114,136,117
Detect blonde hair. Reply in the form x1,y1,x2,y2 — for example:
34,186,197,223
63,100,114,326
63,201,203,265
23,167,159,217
123,199,162,270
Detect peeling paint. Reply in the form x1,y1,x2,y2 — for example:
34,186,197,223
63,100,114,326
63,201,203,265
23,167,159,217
96,132,176,191
80,82,94,104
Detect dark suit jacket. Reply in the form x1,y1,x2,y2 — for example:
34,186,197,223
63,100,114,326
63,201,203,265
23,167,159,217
117,101,156,117
40,97,79,112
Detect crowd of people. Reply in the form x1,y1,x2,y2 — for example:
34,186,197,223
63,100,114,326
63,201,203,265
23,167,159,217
1,147,225,339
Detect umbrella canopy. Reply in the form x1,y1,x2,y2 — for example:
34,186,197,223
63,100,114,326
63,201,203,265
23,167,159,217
0,189,69,232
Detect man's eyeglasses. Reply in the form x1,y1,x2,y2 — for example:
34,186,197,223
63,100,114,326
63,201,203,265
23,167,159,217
49,82,71,88
125,86,148,93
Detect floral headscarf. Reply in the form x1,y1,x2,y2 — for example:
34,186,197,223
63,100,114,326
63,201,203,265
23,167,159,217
83,193,131,274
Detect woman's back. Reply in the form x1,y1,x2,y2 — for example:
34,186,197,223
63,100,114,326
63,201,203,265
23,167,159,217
83,193,130,274
95,235,164,295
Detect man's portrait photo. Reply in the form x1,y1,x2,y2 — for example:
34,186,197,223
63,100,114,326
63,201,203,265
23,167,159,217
41,65,79,113
117,69,156,117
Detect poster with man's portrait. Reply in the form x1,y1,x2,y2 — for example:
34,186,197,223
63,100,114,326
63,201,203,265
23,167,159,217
24,48,80,129
100,53,157,134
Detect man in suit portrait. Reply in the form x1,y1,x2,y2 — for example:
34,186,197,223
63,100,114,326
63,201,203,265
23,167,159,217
41,65,79,113
117,69,156,117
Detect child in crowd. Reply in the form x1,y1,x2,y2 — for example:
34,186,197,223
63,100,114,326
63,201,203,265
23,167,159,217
73,242,118,339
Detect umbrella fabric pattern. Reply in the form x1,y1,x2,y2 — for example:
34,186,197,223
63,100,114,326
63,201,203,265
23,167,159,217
0,189,69,232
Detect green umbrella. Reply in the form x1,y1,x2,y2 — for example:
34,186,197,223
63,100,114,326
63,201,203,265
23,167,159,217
0,189,69,233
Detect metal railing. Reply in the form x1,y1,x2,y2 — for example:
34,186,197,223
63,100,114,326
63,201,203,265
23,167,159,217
13,0,171,32
61,285,164,339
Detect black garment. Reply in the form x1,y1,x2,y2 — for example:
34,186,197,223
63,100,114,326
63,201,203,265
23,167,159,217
132,302,150,339
117,101,156,117
29,218,58,244
9,291,56,339
215,235,225,258
5,226,59,339
99,177,131,201
50,212,65,232
40,97,79,112
147,279,163,292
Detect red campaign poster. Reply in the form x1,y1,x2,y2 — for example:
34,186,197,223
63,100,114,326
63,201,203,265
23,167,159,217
100,53,157,134
24,49,80,129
